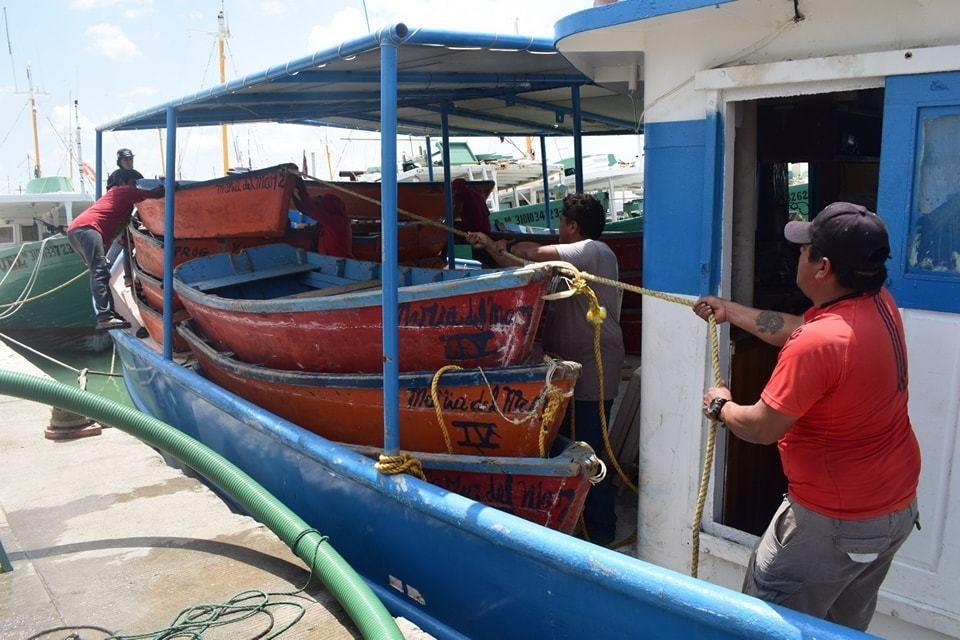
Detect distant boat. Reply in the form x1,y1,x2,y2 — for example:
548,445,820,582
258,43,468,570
0,178,108,352
173,244,555,373
179,319,580,456
135,164,298,238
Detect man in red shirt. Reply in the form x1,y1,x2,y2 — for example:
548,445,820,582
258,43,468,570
67,169,164,330
292,179,353,259
694,202,921,630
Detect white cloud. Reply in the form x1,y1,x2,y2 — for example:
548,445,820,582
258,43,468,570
120,86,158,99
261,1,287,17
68,0,121,8
69,0,154,13
188,11,204,22
85,23,141,58
308,7,368,50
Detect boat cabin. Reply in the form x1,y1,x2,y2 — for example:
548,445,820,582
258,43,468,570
556,1,960,638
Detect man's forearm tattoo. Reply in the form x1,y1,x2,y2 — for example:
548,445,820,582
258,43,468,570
756,310,785,335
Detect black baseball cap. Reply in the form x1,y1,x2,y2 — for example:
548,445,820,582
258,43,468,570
784,202,890,274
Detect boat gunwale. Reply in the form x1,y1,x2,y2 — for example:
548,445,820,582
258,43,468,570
178,319,580,389
172,245,555,314
148,163,299,194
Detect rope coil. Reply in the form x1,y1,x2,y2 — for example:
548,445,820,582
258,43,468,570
375,452,426,480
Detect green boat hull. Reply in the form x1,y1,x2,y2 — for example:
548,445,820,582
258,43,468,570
0,235,110,352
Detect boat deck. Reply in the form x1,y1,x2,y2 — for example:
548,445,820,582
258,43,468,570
0,341,430,639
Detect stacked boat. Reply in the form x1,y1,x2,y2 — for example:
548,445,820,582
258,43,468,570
127,167,600,533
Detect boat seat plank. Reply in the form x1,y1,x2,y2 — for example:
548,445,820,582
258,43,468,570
192,262,318,292
279,279,381,299
300,271,355,288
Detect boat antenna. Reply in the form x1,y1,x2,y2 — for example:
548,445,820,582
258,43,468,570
2,6,16,91
217,1,231,175
360,0,372,33
74,99,85,192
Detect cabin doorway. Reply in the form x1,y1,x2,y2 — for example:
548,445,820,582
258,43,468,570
720,88,885,536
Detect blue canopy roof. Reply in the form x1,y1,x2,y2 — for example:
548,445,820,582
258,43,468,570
98,25,640,137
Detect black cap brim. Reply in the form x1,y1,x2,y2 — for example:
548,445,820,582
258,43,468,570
784,220,813,244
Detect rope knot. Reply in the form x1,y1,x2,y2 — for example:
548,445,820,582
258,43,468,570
375,452,426,480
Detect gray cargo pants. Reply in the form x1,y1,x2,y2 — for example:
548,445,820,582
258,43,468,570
743,496,919,631
67,226,114,322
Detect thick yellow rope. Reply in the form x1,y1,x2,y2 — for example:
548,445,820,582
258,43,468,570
375,453,426,480
430,364,462,454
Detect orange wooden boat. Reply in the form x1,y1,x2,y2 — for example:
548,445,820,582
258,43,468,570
178,320,580,456
133,260,182,311
304,179,495,220
128,220,318,279
351,220,447,263
134,291,190,353
135,164,298,238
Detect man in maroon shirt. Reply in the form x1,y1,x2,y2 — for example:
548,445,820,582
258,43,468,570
67,169,164,330
452,178,491,234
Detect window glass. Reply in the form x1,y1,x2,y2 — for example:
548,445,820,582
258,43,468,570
909,109,960,275
0,226,13,244
20,224,39,242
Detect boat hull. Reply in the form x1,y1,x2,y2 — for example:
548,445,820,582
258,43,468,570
134,291,189,352
179,320,578,457
0,235,110,352
175,245,552,373
305,179,495,220
351,221,447,264
135,164,298,238
133,261,182,311
111,329,863,640
129,222,318,278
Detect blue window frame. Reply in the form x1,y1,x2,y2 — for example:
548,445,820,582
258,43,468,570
879,72,960,313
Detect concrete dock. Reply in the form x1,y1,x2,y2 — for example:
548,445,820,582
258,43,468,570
0,342,425,639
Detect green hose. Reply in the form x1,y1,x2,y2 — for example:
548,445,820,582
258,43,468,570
0,369,403,640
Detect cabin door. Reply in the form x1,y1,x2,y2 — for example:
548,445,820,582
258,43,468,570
722,89,885,535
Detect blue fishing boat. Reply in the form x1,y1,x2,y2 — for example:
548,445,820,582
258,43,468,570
101,23,868,640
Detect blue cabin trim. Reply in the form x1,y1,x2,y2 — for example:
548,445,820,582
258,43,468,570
554,0,736,45
878,71,960,314
643,118,720,296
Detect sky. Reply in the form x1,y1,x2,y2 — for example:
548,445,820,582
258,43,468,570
0,0,641,194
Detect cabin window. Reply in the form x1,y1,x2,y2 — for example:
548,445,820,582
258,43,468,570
908,110,960,275
0,226,14,244
722,89,884,536
20,224,39,242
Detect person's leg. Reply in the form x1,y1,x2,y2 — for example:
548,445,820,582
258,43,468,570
68,227,114,322
565,399,617,544
826,500,919,630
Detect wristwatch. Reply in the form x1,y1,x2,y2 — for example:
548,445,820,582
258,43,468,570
705,397,728,422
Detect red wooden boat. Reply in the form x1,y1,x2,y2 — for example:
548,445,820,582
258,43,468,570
178,319,579,456
129,219,318,279
349,438,599,533
135,164,298,238
304,179,495,220
173,244,556,373
351,221,447,264
133,261,182,311
134,291,190,353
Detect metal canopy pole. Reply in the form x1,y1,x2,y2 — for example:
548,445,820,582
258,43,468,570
380,38,400,454
162,107,177,361
571,85,584,194
425,136,434,181
95,131,103,199
440,104,455,270
540,136,552,232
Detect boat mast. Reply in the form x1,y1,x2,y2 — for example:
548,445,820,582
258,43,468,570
217,3,230,175
2,6,16,91
74,99,85,192
24,64,42,178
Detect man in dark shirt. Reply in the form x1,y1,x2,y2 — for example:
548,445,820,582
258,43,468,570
67,169,164,330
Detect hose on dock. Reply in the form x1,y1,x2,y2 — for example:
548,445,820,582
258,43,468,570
0,369,403,640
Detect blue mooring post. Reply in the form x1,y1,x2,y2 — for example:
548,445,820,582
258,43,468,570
0,537,12,572
572,84,584,194
425,136,434,182
380,35,400,454
95,131,103,199
540,136,552,232
440,104,455,270
162,107,177,361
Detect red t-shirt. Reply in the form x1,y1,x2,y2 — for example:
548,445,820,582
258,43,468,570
67,185,153,243
761,288,921,519
454,186,492,234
